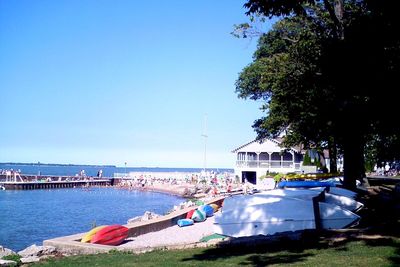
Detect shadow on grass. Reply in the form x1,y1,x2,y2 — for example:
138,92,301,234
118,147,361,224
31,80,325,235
182,188,400,266
181,239,315,266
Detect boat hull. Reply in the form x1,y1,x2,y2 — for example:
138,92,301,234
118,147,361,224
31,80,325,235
277,180,336,188
214,198,360,238
90,225,129,246
223,188,363,212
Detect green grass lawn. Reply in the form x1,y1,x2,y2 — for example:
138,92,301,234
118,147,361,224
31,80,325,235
29,184,400,267
31,236,400,267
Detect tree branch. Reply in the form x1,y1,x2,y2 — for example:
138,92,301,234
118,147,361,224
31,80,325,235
322,0,343,39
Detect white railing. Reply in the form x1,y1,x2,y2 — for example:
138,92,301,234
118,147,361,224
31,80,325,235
236,160,301,170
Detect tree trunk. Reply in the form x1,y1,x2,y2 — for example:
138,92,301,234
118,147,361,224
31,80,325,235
328,137,338,173
342,134,365,190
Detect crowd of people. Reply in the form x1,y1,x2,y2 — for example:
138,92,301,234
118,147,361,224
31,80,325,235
115,171,242,197
0,169,23,182
373,162,400,176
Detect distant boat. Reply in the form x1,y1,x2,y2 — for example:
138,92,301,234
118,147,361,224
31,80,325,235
214,196,360,238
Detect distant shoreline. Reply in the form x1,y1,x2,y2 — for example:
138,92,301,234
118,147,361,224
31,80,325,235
0,162,233,169
0,162,116,168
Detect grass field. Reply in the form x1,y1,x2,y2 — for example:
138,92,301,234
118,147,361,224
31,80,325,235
32,235,400,267
30,184,400,267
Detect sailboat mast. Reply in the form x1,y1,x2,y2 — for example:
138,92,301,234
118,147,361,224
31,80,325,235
201,114,208,172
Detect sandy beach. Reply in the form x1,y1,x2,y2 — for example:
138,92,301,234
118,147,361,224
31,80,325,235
120,213,219,250
140,183,195,197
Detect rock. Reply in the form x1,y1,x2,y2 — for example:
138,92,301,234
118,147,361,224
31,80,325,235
127,211,161,224
0,246,16,258
0,259,17,266
141,211,160,221
18,244,56,258
20,256,40,264
18,245,40,258
41,245,56,255
127,216,142,224
38,254,56,260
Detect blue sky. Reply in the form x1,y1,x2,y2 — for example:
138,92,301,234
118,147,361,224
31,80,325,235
0,0,271,168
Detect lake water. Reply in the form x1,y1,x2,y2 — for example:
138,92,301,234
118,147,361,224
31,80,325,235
0,163,233,178
0,187,184,251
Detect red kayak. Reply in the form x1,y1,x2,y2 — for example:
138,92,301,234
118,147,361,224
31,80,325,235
90,225,129,246
186,209,195,219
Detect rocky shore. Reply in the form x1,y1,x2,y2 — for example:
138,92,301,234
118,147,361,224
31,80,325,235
0,244,64,265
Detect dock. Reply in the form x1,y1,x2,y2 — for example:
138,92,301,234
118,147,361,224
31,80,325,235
0,174,112,190
1,180,111,190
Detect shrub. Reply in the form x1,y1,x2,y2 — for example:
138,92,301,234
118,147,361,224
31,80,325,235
2,254,21,263
273,173,285,182
303,152,313,166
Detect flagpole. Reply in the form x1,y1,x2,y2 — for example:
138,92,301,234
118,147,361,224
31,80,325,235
201,114,208,173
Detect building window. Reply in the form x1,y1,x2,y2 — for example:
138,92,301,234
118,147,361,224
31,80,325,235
259,152,269,161
282,152,293,161
247,152,257,161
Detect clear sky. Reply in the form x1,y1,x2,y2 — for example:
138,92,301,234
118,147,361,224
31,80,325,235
0,0,271,168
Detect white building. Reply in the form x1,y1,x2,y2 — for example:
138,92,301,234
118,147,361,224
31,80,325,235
232,138,304,185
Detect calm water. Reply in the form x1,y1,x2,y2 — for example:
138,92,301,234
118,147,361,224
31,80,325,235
0,163,233,177
0,187,184,251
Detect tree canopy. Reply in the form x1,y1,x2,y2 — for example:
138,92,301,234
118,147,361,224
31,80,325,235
235,0,400,189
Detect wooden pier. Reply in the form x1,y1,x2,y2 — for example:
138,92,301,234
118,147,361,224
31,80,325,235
0,174,113,190
1,180,111,190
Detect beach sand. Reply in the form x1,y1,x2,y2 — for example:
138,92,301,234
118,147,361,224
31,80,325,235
112,182,225,251
120,215,218,250
117,182,197,197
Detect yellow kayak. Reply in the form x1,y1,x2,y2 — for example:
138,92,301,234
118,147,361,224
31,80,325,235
81,225,107,243
210,203,219,212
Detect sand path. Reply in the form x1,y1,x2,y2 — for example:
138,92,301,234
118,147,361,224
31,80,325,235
120,215,217,249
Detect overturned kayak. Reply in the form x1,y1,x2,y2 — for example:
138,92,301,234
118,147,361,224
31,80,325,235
277,180,336,188
222,188,362,213
257,188,363,212
214,197,360,238
276,180,359,199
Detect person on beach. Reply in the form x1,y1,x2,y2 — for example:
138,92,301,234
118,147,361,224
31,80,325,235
212,186,219,196
242,180,248,195
384,163,390,175
13,169,23,182
79,169,86,179
5,169,11,182
227,183,232,193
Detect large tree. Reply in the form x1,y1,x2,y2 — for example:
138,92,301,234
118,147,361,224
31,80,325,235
236,0,400,189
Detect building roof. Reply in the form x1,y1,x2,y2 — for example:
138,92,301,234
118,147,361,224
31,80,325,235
231,137,302,154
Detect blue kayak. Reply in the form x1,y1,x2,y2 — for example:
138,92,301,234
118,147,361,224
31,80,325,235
177,218,194,227
277,180,336,188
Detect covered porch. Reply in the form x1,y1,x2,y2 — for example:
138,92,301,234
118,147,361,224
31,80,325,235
235,151,302,171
